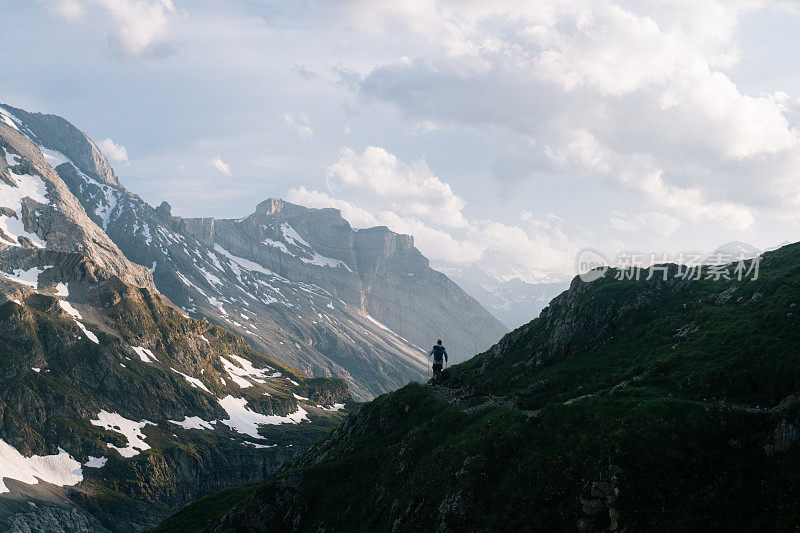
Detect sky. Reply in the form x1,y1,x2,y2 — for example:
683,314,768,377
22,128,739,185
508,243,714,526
3,0,800,282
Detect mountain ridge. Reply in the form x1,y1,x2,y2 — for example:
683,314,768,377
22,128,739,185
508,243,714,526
157,242,800,532
1,102,506,401
0,105,351,531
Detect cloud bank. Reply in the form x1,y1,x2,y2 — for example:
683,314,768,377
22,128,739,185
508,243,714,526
290,146,576,281
48,0,179,57
348,0,800,231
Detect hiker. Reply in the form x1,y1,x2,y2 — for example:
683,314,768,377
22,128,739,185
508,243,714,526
428,339,448,384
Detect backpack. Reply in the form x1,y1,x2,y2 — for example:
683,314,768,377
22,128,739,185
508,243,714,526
432,344,445,361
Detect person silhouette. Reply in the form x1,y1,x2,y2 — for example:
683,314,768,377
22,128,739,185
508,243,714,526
428,339,448,384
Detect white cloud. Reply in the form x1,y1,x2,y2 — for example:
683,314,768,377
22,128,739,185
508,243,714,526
348,0,800,230
283,113,314,139
50,0,85,21
207,156,231,176
377,210,485,262
292,147,581,280
97,137,129,163
285,187,380,228
327,146,469,228
607,212,681,237
411,120,439,135
544,129,756,231
49,0,178,57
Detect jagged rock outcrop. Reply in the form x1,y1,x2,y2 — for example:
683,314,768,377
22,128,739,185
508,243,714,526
1,105,119,187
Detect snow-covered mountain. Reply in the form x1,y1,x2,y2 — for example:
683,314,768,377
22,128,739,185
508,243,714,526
0,102,509,530
708,241,762,262
1,104,506,401
437,261,569,329
0,104,350,530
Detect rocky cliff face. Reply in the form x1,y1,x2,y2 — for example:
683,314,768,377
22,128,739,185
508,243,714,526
0,107,152,290
1,105,119,187
4,104,505,400
0,106,349,532
209,198,508,364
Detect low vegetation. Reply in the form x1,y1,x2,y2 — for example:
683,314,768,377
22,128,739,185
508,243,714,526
156,243,800,531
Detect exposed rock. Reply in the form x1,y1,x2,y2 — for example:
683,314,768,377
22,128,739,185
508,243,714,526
0,121,153,289
515,379,550,396
438,490,473,517
577,465,623,532
210,198,507,364
1,104,119,187
713,285,739,305
0,110,350,532
773,419,798,453
3,504,109,533
41,118,503,399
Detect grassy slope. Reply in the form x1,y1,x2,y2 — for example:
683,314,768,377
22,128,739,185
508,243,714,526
155,244,800,532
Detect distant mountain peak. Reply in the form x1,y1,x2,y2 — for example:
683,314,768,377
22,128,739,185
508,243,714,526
0,104,120,188
255,197,286,216
709,240,761,261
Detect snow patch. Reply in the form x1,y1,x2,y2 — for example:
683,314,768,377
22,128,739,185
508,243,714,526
0,171,49,248
217,395,308,439
198,266,222,286
39,147,71,169
170,367,211,393
243,441,276,449
214,244,275,277
169,416,214,430
55,282,69,297
59,300,82,319
280,222,310,248
90,411,154,459
4,150,21,167
58,301,99,343
141,224,152,245
0,439,83,494
262,237,293,256
219,355,274,388
301,253,351,270
0,267,43,288
84,456,107,469
207,296,227,315
132,346,156,363
94,184,118,231
0,107,21,131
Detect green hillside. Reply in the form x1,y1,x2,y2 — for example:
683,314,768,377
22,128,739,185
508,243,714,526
155,244,800,532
